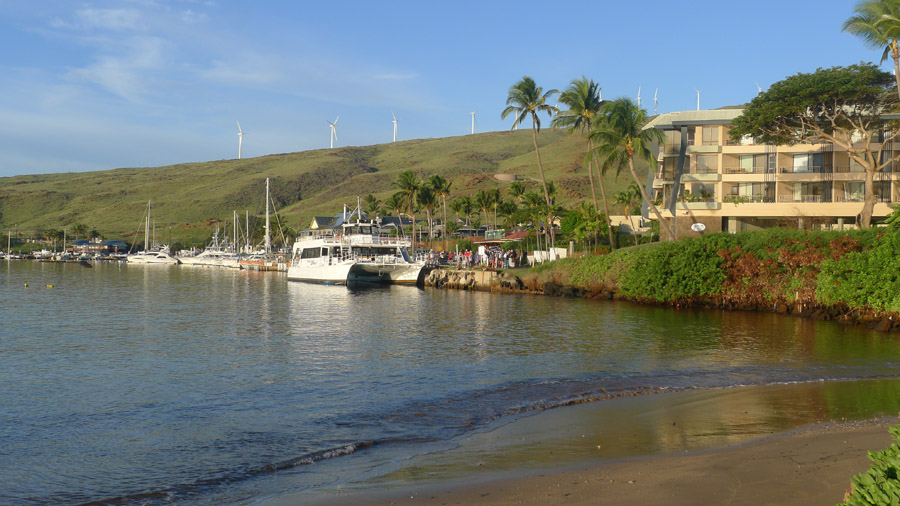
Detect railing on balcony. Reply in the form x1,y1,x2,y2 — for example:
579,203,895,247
779,165,833,174
834,194,865,203
778,195,830,203
723,194,775,204
723,166,773,174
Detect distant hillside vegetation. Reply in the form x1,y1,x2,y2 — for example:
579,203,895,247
0,129,649,243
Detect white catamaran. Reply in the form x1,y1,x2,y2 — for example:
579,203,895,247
287,206,425,285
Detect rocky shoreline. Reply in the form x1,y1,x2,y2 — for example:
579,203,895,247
423,268,900,332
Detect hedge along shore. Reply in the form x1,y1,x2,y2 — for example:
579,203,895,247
423,227,900,332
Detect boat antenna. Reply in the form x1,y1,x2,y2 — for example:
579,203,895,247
357,196,362,223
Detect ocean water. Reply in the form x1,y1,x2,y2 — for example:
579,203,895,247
2,260,900,505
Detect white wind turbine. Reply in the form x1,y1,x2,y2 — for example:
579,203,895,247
392,112,398,142
637,86,642,108
328,116,339,149
236,121,244,159
755,81,763,96
696,89,701,111
653,88,659,115
470,109,477,134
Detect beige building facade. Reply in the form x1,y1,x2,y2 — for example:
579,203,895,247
644,109,898,238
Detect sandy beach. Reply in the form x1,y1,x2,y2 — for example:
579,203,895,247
299,416,894,506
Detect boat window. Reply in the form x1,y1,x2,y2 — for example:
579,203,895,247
300,248,320,259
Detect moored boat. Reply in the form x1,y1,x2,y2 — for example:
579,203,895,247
287,212,425,285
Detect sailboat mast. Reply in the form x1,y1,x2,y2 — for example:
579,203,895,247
265,178,271,254
145,200,150,251
245,210,249,252
234,210,238,253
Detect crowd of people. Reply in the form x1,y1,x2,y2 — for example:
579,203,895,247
425,246,521,269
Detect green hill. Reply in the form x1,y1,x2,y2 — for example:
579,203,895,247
0,129,649,245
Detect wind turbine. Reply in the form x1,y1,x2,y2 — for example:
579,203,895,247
696,89,701,111
755,81,763,96
637,87,642,108
653,88,659,115
470,109,477,134
392,112,398,142
236,121,243,159
328,116,339,149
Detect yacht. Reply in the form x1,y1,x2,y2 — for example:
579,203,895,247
287,215,425,285
126,200,180,265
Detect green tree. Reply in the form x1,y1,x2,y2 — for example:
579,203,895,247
508,180,528,201
383,193,404,216
502,75,559,248
497,199,519,230
451,195,474,226
554,76,616,250
614,183,643,246
392,170,421,246
417,184,437,241
843,0,900,100
729,63,900,228
71,223,88,241
430,174,452,247
590,98,668,238
364,194,382,216
475,190,492,226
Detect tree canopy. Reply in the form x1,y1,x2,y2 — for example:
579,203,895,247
729,63,898,145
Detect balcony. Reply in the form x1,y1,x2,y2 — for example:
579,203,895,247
723,167,773,174
778,195,831,203
723,195,774,204
779,165,832,174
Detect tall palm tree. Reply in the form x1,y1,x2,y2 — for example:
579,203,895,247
843,0,900,100
614,183,642,246
475,190,492,226
508,180,528,201
430,174,452,247
590,98,669,238
392,170,420,247
451,195,474,226
554,76,616,251
417,184,437,241
489,188,502,227
383,194,403,216
502,76,558,247
364,194,382,216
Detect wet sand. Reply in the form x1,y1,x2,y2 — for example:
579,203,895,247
269,382,900,506
300,417,894,505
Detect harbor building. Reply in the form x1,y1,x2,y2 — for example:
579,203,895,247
645,109,898,238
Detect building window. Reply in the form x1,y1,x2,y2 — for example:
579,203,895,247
702,126,719,146
696,155,718,174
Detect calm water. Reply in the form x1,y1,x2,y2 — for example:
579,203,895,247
2,260,900,505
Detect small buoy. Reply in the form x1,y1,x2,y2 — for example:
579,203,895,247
24,283,28,288
46,284,53,289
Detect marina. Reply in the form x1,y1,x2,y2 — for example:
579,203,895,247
3,260,900,505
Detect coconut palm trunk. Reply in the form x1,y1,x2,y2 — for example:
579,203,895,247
589,139,616,250
530,116,555,249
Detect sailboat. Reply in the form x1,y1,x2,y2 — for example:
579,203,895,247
239,178,287,271
126,200,180,265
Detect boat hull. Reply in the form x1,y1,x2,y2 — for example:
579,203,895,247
287,261,424,285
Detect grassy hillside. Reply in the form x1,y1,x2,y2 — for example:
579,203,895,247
0,129,649,244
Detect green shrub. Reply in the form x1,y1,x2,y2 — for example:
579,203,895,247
839,425,900,506
817,230,900,312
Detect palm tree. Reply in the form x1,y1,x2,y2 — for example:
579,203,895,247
501,76,558,247
392,170,421,248
451,195,474,226
417,184,437,241
383,194,404,216
475,190,492,226
843,0,900,100
497,199,519,230
590,98,668,238
364,194,382,216
614,183,642,246
489,188,502,227
554,76,616,251
71,223,88,241
508,181,528,201
430,174,452,247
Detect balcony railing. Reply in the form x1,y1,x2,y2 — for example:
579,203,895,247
723,195,774,204
778,195,830,203
723,166,773,174
779,165,832,174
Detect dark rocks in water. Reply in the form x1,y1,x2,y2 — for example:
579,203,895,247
79,260,93,268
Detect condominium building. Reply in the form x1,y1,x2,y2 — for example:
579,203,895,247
644,109,898,238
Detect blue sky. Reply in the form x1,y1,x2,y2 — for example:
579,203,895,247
0,1,879,177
